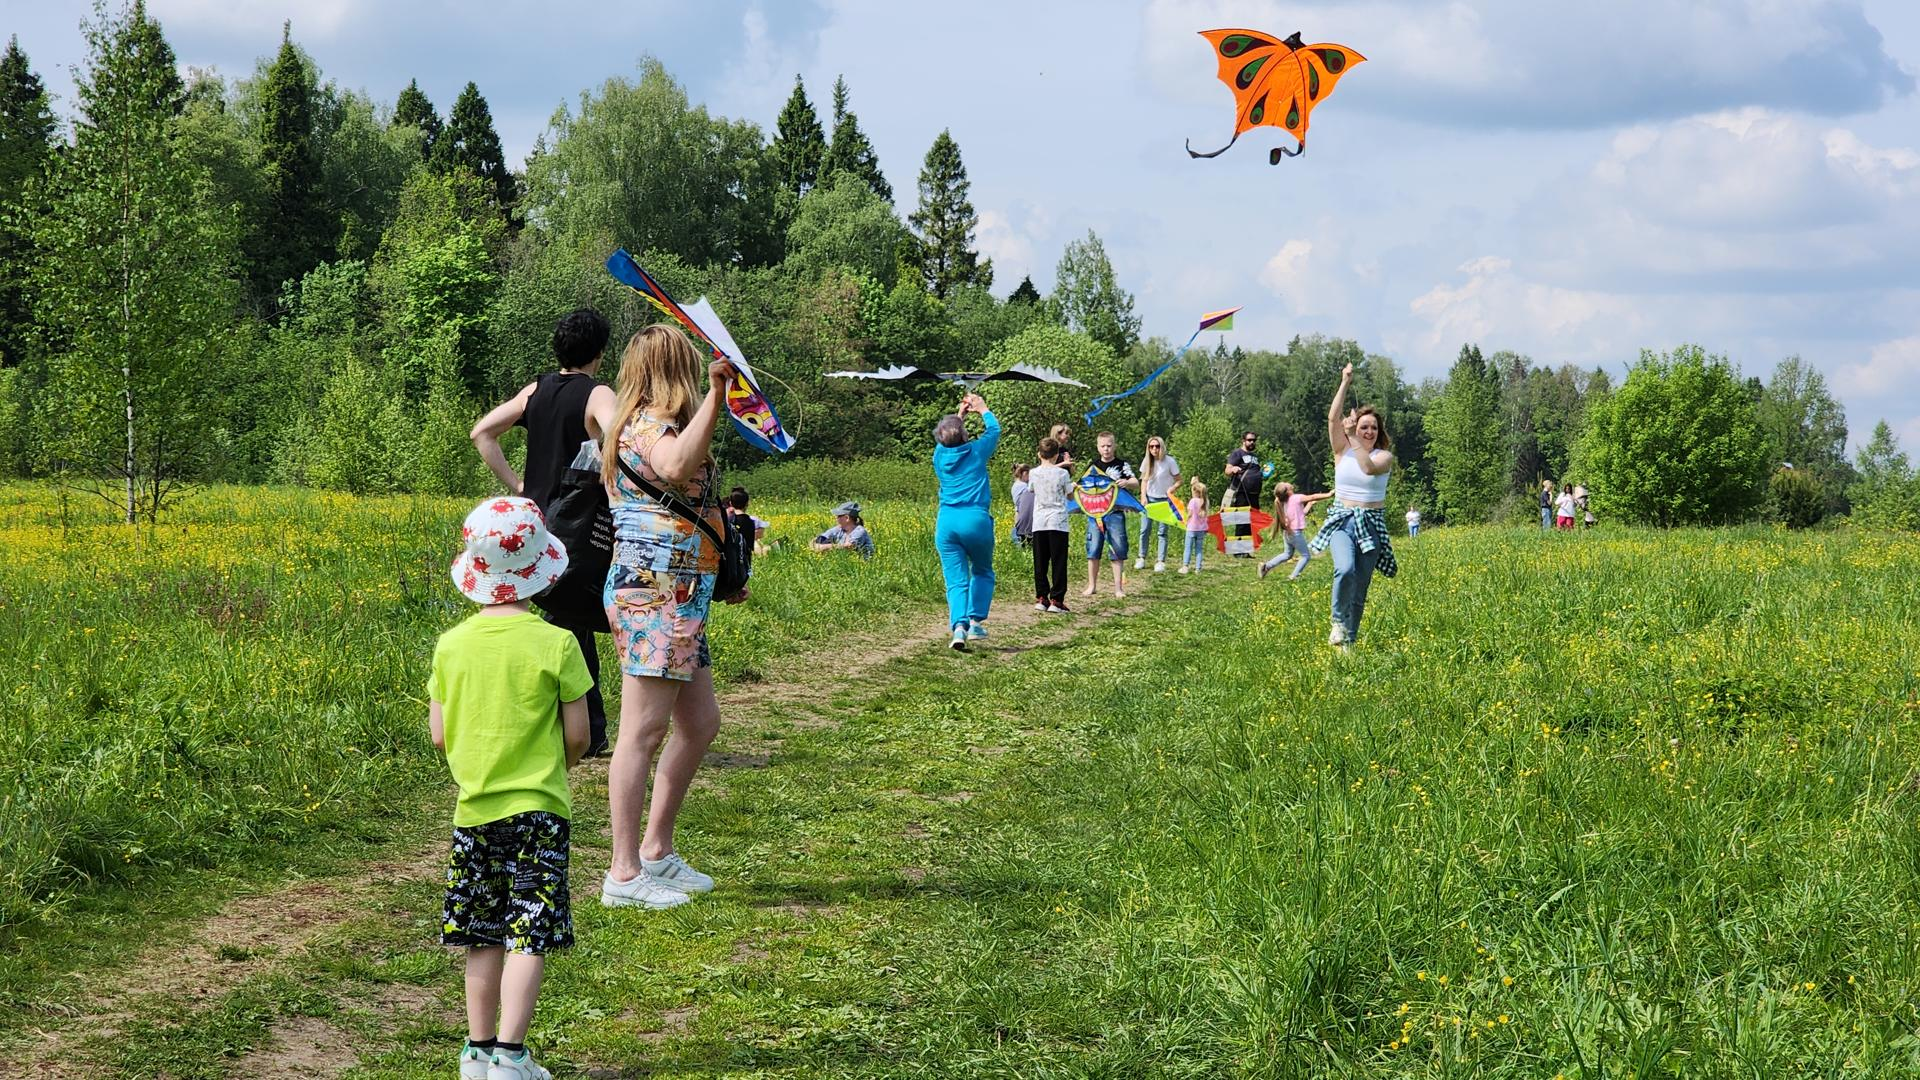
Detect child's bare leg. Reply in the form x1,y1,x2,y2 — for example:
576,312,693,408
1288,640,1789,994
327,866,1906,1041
465,946,505,1042
1083,558,1097,595
1111,560,1125,595
497,953,546,1044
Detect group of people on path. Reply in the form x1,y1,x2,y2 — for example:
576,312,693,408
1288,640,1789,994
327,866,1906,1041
434,308,1404,1077
928,362,1399,652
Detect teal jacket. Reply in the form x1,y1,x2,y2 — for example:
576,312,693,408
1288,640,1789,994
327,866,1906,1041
932,411,1001,513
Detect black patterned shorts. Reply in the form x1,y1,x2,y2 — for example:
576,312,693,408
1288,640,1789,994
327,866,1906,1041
441,810,573,955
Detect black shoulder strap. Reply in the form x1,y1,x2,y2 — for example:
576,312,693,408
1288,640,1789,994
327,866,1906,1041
616,455,724,549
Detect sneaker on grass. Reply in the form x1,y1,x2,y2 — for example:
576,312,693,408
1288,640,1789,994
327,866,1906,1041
966,621,989,640
462,1043,492,1080
1034,601,1048,612
601,870,692,910
1153,561,1166,572
1133,558,1146,570
1047,603,1071,614
641,852,714,894
950,624,968,650
489,1049,553,1080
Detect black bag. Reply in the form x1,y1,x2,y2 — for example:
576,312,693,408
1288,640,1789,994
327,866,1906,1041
534,447,613,633
616,456,751,602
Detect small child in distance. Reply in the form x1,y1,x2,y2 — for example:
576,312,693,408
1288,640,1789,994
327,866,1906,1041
1180,477,1210,574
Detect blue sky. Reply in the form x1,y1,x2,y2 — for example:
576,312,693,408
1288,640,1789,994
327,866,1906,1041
15,0,1920,450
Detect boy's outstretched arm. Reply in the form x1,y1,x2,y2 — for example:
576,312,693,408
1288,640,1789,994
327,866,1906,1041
561,697,588,768
429,699,446,753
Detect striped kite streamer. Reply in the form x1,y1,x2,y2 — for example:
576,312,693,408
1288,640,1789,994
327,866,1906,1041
1083,306,1241,424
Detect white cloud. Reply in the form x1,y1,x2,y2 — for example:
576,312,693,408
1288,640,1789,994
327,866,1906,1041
975,208,1041,284
1836,335,1920,398
153,0,361,39
1407,255,1633,358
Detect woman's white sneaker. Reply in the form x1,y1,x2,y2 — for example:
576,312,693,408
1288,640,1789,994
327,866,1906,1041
640,852,714,893
601,870,692,909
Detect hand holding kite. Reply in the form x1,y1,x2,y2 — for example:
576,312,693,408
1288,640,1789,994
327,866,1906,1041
1187,30,1365,164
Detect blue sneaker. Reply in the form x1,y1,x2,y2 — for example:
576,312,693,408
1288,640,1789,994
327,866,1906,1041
966,621,989,640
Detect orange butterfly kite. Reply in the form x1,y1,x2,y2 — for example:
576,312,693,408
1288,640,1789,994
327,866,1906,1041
1187,30,1366,165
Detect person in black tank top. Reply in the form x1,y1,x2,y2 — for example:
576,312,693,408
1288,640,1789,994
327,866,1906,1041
473,308,616,754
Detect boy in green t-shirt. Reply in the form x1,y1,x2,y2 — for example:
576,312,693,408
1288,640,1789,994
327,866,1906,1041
430,497,591,1080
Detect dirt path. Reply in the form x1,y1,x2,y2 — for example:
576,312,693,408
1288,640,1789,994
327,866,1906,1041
8,569,1202,1077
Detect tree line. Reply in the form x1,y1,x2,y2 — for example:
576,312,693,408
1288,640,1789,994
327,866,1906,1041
0,3,1915,531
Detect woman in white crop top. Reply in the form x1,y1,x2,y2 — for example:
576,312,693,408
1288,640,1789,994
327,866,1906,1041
1309,362,1399,647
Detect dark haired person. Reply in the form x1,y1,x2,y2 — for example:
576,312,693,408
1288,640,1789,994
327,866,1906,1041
727,486,769,553
472,307,616,754
1222,431,1265,555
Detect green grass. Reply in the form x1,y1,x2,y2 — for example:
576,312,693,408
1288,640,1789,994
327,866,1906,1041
11,490,1920,1076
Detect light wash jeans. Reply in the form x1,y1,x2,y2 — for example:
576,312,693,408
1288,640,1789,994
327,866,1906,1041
1181,530,1207,570
1540,506,1552,530
1261,529,1312,579
1326,517,1380,642
1136,516,1171,564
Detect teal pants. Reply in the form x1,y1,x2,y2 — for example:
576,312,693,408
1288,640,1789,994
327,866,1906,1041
935,508,995,628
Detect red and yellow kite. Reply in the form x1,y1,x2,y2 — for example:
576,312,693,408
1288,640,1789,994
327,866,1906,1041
1186,30,1366,165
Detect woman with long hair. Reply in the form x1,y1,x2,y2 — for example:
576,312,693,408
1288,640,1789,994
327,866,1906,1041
1310,363,1398,647
1134,435,1181,573
597,325,740,910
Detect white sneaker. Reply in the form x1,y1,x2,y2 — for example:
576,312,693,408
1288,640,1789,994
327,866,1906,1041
601,870,692,910
1153,561,1166,572
462,1043,492,1079
1178,564,1190,574
1329,622,1348,647
1133,558,1146,570
1034,602,1048,612
641,852,714,894
489,1050,553,1080
966,621,989,640
950,625,968,650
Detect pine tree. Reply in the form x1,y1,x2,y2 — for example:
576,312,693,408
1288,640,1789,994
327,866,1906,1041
1426,343,1509,523
0,36,58,367
1050,230,1140,356
1008,276,1041,305
770,75,826,198
433,81,514,220
28,0,237,521
909,129,991,298
256,25,330,300
822,75,890,202
392,78,441,161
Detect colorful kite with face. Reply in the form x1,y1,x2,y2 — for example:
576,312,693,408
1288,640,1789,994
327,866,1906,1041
606,249,794,455
1186,30,1366,164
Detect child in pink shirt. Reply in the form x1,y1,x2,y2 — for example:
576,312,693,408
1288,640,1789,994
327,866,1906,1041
1179,478,1209,573
1260,482,1333,581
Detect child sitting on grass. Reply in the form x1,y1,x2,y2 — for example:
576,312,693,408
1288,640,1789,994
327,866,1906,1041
1180,477,1210,573
431,497,592,1080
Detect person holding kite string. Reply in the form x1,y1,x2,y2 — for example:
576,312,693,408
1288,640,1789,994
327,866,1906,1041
933,393,1002,651
1310,363,1398,647
598,325,743,910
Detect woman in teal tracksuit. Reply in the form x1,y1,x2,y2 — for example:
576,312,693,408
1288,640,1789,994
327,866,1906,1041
932,392,1001,652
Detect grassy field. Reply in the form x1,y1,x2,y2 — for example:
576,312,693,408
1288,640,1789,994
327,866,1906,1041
7,483,1920,1076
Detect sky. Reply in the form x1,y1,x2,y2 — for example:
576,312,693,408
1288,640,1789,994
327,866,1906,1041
12,0,1920,451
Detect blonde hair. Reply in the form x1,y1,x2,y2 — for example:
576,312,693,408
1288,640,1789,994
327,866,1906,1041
1189,477,1207,498
602,324,706,489
1139,434,1167,485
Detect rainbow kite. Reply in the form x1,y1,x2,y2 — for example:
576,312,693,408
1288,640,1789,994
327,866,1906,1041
605,249,794,455
1144,495,1188,528
1083,307,1240,424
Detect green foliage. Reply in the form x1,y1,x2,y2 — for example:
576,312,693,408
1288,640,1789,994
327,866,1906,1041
432,81,513,220
481,231,649,397
413,344,491,497
1758,356,1851,516
1169,404,1235,497
391,78,440,161
316,89,418,262
727,456,935,502
770,75,826,199
1766,466,1826,528
947,282,1045,367
0,366,24,475
255,28,330,301
0,36,57,368
784,173,909,288
26,1,238,521
525,58,777,268
1049,230,1140,358
1575,345,1771,527
822,75,890,203
910,130,991,298
369,170,502,394
976,323,1141,456
1848,421,1920,530
1427,343,1509,522
1499,352,1607,490
1008,275,1042,306
291,352,412,493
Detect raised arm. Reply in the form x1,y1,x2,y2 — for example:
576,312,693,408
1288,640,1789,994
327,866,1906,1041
647,359,730,487
472,382,535,494
1327,363,1353,455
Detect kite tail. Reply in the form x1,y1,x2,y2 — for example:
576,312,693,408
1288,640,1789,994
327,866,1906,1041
1268,141,1305,165
1083,325,1206,424
1186,132,1240,159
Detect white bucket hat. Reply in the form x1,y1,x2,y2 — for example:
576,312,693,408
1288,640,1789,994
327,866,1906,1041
451,497,570,605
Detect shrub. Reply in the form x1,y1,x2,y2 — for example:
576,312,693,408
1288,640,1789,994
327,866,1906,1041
1766,466,1826,528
